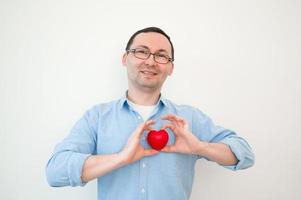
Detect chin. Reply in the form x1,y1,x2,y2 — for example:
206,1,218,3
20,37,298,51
138,82,161,90
141,84,159,89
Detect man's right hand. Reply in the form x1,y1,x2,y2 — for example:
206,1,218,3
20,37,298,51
81,120,158,183
118,120,159,165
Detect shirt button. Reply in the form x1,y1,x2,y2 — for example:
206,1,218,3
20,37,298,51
142,163,146,168
141,188,145,193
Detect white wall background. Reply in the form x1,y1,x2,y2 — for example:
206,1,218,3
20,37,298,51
1,0,300,199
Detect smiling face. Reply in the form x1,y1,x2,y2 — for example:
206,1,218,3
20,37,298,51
122,32,174,92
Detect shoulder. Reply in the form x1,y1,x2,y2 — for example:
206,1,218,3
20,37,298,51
86,98,121,117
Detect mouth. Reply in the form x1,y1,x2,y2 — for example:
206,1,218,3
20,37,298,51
140,70,158,76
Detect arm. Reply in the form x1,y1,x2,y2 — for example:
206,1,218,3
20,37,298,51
81,120,158,182
161,113,254,169
195,142,238,166
46,107,98,187
46,107,157,186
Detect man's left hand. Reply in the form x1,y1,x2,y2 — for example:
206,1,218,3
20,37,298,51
161,114,207,155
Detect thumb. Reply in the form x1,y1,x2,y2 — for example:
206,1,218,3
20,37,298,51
133,120,156,138
144,149,159,157
161,145,175,153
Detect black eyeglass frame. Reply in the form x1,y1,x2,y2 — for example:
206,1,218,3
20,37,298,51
126,48,174,64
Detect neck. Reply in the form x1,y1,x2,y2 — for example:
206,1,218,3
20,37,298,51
127,87,161,106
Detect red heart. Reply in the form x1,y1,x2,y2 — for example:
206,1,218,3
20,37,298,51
147,129,169,151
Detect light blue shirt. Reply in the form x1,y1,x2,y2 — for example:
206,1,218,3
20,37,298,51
46,94,255,200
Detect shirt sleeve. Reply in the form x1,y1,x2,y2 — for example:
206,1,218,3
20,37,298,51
45,105,99,187
192,108,255,171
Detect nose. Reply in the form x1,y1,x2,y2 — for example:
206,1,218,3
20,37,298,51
144,53,156,66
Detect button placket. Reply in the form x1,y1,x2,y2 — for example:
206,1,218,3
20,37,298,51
139,158,148,199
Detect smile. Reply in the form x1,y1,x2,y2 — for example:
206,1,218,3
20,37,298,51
140,71,157,76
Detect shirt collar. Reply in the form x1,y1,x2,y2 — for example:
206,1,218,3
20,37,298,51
118,90,168,110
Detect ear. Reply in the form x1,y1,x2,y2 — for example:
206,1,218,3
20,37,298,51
122,53,127,66
168,63,174,76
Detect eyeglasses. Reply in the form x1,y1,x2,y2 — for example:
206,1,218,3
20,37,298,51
127,48,174,64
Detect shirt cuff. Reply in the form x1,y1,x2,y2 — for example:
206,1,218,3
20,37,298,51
219,137,255,171
67,152,91,186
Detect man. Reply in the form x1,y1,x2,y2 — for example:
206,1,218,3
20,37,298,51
46,27,255,200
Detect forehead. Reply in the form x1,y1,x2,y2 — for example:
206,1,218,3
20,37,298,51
131,32,172,53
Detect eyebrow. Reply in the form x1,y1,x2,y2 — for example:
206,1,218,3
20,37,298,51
136,45,169,54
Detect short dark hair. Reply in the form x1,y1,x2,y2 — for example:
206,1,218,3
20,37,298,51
125,27,174,61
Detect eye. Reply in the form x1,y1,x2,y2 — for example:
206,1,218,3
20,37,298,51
135,49,149,55
157,54,168,58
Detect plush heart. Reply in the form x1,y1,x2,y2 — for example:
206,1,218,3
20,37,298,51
147,130,169,151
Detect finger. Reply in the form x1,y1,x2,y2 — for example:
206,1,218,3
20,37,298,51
168,114,186,123
143,120,156,131
161,114,182,125
141,120,155,130
162,124,182,137
132,123,145,137
161,145,175,153
129,125,146,142
161,115,179,127
162,114,188,129
145,119,156,126
162,113,182,120
133,120,156,139
164,113,186,122
178,117,188,125
144,149,159,157
161,124,175,131
161,113,178,121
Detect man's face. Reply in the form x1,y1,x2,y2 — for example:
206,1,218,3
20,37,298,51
122,32,174,91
